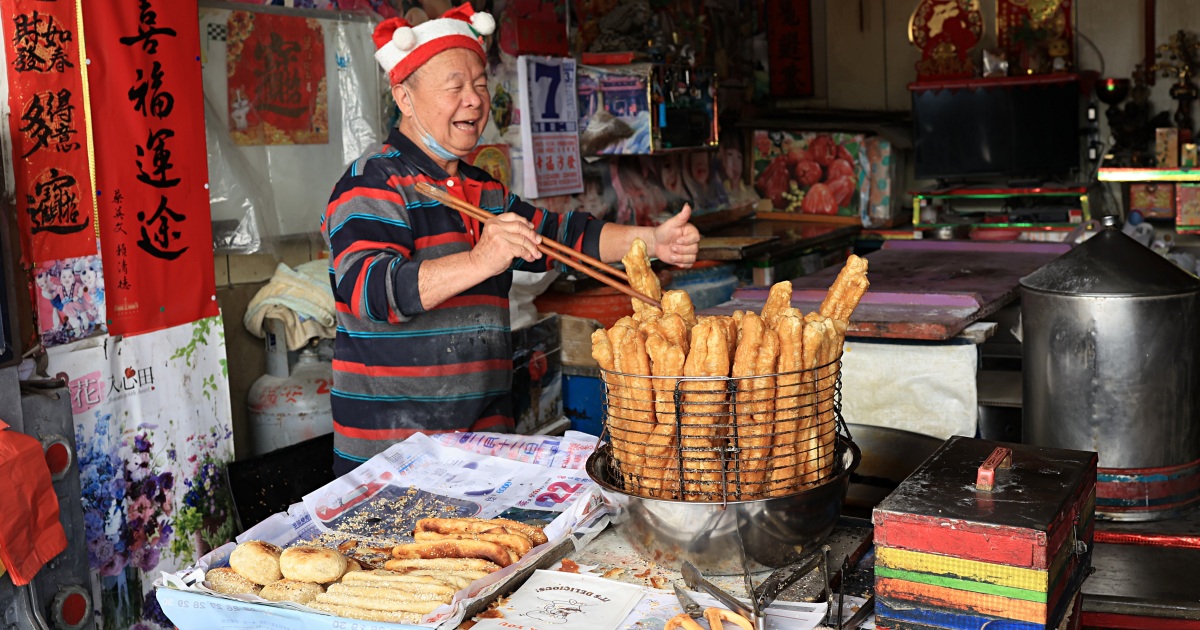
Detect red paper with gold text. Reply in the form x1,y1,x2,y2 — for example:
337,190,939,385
83,0,217,336
1,0,96,263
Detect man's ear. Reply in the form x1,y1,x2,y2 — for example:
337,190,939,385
392,83,413,118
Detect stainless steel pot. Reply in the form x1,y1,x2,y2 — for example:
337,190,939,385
1020,218,1200,519
585,438,860,575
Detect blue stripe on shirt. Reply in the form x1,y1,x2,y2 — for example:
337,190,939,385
329,213,411,238
332,388,510,402
335,324,509,338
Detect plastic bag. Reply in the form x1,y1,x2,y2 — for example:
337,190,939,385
205,95,280,255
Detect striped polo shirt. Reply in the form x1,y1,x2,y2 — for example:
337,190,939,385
321,130,603,475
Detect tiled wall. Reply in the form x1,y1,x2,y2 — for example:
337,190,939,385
216,236,327,460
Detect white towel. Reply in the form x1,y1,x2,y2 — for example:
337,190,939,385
243,260,336,350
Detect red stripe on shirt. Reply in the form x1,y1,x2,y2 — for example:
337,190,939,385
433,294,507,310
349,254,375,320
414,231,471,249
334,422,465,441
472,414,515,432
327,186,408,222
333,358,510,378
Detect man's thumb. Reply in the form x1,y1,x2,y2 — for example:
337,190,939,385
671,204,692,225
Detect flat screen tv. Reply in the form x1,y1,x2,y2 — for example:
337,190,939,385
912,78,1081,181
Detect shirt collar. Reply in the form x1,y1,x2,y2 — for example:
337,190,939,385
386,127,453,181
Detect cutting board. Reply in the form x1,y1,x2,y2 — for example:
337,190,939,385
715,240,1069,341
696,235,779,260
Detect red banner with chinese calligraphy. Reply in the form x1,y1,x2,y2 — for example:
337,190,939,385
83,0,218,336
226,11,327,146
1,0,96,263
766,0,814,97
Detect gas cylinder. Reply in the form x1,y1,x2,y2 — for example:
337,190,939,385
247,321,333,456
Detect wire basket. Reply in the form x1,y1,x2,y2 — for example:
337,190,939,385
599,355,852,503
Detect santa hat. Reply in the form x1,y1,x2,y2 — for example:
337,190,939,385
373,5,496,85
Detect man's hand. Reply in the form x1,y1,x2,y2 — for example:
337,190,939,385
651,204,701,267
469,213,542,276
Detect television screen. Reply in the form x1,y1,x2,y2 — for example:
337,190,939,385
913,78,1081,181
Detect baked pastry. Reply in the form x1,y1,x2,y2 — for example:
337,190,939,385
228,541,283,585
259,579,325,604
390,540,513,567
380,557,501,573
307,602,423,624
279,545,348,584
205,567,262,595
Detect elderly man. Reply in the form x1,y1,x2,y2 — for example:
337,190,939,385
322,5,700,474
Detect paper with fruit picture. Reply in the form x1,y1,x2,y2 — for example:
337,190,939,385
752,130,869,217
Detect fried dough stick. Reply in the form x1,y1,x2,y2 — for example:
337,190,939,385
646,333,687,499
608,324,653,493
623,238,662,315
680,320,730,499
760,281,792,325
819,255,869,321
731,313,779,500
767,315,814,496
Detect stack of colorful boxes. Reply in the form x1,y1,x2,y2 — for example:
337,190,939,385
873,437,1096,630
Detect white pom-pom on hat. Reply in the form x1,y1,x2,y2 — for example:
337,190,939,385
470,12,495,37
393,26,417,51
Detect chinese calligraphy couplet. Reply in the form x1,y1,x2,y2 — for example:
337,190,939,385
766,0,814,98
84,0,218,336
1,0,97,263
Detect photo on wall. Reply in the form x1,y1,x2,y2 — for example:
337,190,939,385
34,248,106,348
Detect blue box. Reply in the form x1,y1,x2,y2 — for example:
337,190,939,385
563,368,603,436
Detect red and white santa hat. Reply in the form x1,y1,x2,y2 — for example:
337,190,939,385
373,5,495,85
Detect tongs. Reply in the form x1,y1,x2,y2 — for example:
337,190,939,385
681,547,833,630
414,182,661,308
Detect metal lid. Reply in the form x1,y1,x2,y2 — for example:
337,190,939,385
1020,218,1200,297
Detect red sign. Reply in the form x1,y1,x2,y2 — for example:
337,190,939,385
1,0,96,263
766,0,814,98
226,11,326,146
84,0,218,336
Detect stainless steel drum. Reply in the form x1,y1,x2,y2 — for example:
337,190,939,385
1020,218,1200,520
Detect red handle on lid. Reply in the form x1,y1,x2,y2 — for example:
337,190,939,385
976,447,1012,492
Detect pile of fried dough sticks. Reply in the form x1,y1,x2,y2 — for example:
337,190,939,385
592,240,869,502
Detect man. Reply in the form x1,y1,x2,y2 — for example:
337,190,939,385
322,5,700,475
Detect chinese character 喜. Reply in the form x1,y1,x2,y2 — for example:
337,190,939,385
118,0,177,54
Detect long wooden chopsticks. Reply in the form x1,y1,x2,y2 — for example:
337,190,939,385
414,182,661,308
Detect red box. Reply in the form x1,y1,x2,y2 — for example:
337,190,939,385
1130,183,1174,220
1177,183,1200,228
501,0,568,57
874,437,1096,629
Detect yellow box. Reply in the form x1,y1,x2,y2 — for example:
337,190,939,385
1157,128,1180,168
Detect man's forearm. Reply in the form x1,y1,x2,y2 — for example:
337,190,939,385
416,252,493,311
598,223,656,263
